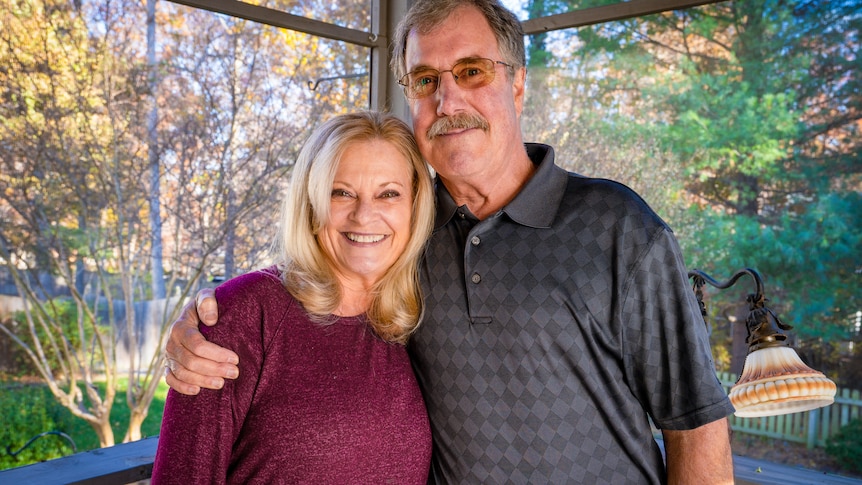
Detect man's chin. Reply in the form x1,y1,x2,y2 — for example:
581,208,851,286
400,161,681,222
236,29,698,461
431,150,486,178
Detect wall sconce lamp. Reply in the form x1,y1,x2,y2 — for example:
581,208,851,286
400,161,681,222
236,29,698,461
688,268,837,418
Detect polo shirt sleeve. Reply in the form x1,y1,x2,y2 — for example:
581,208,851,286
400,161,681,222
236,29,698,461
620,227,735,430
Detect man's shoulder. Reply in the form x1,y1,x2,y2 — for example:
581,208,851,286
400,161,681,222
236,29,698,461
557,173,671,233
564,174,652,207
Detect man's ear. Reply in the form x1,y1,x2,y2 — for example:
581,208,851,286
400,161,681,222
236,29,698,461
512,66,527,117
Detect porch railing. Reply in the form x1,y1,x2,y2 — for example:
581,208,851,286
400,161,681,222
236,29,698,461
2,374,861,483
0,435,156,484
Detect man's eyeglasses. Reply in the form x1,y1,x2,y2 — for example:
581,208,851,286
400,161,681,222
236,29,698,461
398,57,513,99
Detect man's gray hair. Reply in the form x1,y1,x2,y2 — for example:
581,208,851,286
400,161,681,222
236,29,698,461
390,0,526,81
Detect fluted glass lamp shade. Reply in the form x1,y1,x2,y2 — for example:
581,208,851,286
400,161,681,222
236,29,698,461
730,346,837,418
688,268,837,418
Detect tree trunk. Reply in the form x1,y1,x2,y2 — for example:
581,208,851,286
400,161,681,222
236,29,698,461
147,0,166,299
90,416,116,448
224,188,236,279
124,409,147,443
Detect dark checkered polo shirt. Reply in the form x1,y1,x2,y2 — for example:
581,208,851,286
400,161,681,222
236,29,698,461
409,143,735,484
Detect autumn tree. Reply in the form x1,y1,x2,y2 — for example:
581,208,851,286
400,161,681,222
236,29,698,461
0,0,140,447
0,0,368,447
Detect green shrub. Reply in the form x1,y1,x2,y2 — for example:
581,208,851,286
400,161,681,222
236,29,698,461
0,317,42,378
0,383,78,469
0,378,168,471
825,418,862,475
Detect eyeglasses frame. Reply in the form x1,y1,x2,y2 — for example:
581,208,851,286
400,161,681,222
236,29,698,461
397,57,514,99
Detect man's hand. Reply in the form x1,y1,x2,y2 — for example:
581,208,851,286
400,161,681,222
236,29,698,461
164,287,240,395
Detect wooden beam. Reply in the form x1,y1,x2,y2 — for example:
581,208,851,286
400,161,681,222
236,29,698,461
522,0,726,35
167,0,726,44
167,0,385,48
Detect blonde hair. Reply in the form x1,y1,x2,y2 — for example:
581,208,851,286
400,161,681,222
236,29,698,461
275,111,435,344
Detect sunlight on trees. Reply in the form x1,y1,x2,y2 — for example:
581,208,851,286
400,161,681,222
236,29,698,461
0,0,369,447
0,0,858,454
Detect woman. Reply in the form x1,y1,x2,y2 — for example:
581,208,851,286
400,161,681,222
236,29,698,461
151,111,435,484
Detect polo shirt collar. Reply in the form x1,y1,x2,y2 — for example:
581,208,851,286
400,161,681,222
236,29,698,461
434,143,567,230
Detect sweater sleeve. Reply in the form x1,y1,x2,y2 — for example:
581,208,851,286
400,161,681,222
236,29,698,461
151,269,289,484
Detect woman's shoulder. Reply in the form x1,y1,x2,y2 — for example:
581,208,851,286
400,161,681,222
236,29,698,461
213,266,293,315
203,266,295,343
217,265,283,292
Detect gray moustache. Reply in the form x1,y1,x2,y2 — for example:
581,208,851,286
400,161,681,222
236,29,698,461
427,114,490,140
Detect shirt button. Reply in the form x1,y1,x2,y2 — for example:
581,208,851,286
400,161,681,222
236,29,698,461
471,236,481,246
471,273,481,284
458,211,466,219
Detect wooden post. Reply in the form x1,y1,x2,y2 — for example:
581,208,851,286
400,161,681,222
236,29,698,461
807,408,819,449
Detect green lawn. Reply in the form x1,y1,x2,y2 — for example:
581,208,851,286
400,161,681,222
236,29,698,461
0,377,168,471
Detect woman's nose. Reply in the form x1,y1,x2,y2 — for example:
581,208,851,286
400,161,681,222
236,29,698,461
349,197,375,222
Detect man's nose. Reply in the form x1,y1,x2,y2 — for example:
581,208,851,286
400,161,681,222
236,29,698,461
434,71,465,116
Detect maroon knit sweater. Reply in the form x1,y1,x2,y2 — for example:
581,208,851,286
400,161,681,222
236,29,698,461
152,267,431,484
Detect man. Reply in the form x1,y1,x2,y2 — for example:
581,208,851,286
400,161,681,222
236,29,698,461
166,0,735,483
